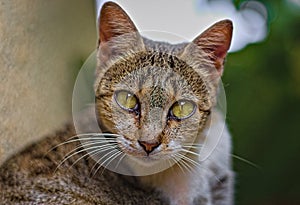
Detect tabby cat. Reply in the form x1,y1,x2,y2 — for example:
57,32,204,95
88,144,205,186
0,2,234,205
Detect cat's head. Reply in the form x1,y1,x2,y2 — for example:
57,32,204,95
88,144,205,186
94,2,232,164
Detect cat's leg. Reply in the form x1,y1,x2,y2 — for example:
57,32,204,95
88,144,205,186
167,188,213,205
140,165,213,205
210,171,234,205
166,172,214,205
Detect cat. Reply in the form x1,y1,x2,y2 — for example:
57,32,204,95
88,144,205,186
0,2,234,205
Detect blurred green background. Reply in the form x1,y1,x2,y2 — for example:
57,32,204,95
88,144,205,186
225,1,300,204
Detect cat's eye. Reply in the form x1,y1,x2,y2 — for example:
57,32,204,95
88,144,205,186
169,100,196,120
114,90,138,111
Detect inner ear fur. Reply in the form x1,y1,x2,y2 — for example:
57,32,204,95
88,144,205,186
98,1,138,44
97,2,144,63
188,20,233,76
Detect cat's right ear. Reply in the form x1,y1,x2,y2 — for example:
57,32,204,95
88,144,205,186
181,20,233,77
97,2,143,62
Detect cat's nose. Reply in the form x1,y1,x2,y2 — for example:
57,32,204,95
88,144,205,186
138,140,161,155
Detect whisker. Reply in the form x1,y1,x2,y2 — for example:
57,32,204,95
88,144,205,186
182,144,203,149
99,151,123,175
54,135,117,148
68,149,97,170
177,152,201,167
46,133,120,156
89,149,119,177
173,154,193,174
180,148,201,157
178,157,195,174
114,153,126,170
68,145,118,170
80,140,117,148
90,147,117,175
75,133,123,137
182,142,203,146
179,154,224,184
166,158,173,171
169,156,185,174
55,144,116,173
231,154,261,170
85,146,119,173
62,139,117,158
49,136,116,156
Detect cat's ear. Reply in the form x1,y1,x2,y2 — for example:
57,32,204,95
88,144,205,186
97,2,143,63
98,2,138,44
185,20,233,76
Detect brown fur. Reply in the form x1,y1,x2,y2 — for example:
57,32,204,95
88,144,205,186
0,2,234,205
0,124,165,204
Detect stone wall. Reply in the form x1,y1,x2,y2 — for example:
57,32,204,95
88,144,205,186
0,0,96,164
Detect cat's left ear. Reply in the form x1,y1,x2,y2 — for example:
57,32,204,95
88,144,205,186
186,20,233,76
97,2,144,63
98,2,138,44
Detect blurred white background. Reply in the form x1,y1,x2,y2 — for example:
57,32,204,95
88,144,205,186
95,0,268,52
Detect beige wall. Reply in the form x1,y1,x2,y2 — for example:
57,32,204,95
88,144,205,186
0,0,96,165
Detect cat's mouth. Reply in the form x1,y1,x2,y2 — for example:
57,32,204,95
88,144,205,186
116,136,177,164
118,144,163,158
117,137,158,155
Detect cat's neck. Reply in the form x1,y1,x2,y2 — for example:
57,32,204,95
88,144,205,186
136,109,231,204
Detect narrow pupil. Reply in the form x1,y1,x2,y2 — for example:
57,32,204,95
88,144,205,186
179,101,185,114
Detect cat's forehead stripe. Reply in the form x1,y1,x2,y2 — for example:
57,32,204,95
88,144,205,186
97,51,210,108
149,86,167,108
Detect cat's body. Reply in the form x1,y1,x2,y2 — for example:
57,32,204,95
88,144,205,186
0,2,234,205
0,111,232,205
0,124,165,205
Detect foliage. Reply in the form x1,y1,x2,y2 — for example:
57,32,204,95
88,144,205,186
224,1,300,204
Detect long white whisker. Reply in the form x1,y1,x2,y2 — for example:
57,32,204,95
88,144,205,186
182,145,203,149
47,133,119,155
80,140,117,148
179,157,195,174
174,154,193,174
68,149,98,170
75,133,123,137
55,144,116,173
90,149,119,177
166,158,173,172
99,151,123,175
231,154,261,169
182,142,203,146
177,153,200,167
68,145,117,169
169,156,185,174
67,139,117,153
180,148,201,157
114,153,126,170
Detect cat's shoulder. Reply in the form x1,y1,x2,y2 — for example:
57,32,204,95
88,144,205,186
0,124,165,205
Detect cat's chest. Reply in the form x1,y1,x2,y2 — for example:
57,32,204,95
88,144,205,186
139,162,212,205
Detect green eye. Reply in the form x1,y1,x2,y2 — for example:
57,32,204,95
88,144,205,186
115,90,138,110
170,100,196,120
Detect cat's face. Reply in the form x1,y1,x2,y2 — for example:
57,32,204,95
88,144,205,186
96,52,211,162
94,2,232,164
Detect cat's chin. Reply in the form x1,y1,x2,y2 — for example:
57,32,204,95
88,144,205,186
127,154,169,167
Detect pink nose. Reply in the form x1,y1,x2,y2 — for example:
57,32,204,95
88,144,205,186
138,140,161,154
